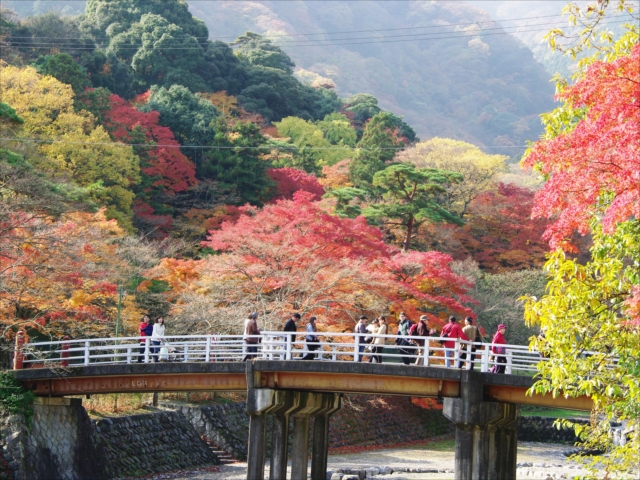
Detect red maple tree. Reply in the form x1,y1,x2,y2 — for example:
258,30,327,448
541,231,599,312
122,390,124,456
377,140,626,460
522,43,640,250
105,94,197,195
266,167,325,201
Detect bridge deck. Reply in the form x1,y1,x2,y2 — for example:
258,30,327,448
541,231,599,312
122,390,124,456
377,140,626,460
13,361,592,411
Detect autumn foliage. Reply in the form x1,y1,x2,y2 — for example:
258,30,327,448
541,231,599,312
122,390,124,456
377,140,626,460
146,192,473,332
266,167,325,201
522,43,640,250
105,94,197,195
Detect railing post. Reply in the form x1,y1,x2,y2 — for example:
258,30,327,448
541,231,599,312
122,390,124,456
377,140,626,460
466,343,472,370
332,345,337,362
424,339,430,366
13,330,25,370
353,334,359,362
506,350,513,375
286,334,292,360
183,344,189,363
144,337,150,363
84,341,90,366
454,338,460,368
126,347,132,364
205,335,211,363
481,344,490,373
60,336,70,367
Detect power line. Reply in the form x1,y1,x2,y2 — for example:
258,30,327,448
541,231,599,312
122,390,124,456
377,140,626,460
10,18,598,47
4,19,630,50
0,138,529,150
4,11,632,42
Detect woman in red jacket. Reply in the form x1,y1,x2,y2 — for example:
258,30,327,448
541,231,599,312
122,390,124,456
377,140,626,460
491,324,508,373
441,316,469,368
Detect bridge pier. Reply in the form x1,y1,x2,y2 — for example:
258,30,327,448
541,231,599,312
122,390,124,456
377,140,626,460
246,387,341,480
444,371,519,480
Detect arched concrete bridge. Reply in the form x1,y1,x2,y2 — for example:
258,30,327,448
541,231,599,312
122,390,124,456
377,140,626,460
12,333,593,480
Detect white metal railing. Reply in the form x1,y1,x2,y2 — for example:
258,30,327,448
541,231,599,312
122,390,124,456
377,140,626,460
15,332,547,375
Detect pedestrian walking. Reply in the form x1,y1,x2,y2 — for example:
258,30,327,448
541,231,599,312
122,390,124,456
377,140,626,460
137,315,152,363
413,315,437,365
242,312,261,362
491,324,508,373
355,316,369,362
151,316,165,362
441,316,469,368
460,316,480,369
396,312,414,365
301,316,320,360
283,313,300,358
369,316,388,364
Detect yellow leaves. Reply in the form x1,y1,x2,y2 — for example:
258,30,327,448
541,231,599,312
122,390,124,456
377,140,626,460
0,65,75,136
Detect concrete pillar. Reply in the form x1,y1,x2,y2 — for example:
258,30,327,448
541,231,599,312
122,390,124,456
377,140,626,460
247,413,268,480
310,395,341,480
290,415,311,480
270,414,290,480
443,371,520,480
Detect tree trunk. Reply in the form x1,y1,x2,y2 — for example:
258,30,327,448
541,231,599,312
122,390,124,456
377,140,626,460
403,215,414,251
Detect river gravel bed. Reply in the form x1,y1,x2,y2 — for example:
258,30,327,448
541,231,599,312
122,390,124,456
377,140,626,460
135,441,623,479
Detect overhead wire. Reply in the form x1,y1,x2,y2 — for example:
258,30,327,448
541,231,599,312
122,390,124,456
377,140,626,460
3,12,617,41
0,138,530,150
3,18,631,51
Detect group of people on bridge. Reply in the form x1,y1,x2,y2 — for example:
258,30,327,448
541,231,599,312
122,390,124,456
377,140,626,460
240,311,511,373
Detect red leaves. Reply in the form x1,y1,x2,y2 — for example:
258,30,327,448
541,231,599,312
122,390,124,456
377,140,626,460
266,167,325,201
200,192,471,327
523,44,640,250
105,94,197,195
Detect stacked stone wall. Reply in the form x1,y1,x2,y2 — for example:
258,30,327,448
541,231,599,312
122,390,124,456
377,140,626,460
93,411,218,478
0,399,109,480
518,416,589,443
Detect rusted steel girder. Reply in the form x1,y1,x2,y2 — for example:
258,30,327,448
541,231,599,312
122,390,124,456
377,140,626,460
24,373,247,396
259,371,460,398
487,385,593,411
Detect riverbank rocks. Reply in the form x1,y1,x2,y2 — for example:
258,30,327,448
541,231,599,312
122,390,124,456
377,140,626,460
518,416,589,443
94,411,219,477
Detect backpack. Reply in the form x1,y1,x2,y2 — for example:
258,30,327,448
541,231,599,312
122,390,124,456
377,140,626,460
409,323,419,337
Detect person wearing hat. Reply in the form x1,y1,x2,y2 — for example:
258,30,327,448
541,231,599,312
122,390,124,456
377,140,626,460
460,316,480,369
355,316,369,362
441,316,469,368
491,324,508,373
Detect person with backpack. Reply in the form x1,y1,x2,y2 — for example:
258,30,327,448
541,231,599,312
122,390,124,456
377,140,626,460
301,316,320,360
395,312,414,365
412,315,437,365
491,324,508,373
355,316,369,362
151,316,165,363
441,316,469,368
138,315,153,363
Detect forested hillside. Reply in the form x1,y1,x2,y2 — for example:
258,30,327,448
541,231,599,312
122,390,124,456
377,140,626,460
4,0,556,150
188,1,556,149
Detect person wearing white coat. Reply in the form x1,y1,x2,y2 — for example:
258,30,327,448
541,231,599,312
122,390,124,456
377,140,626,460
151,316,165,362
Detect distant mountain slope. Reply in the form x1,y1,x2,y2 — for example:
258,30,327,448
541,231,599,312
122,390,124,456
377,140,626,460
189,1,555,152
